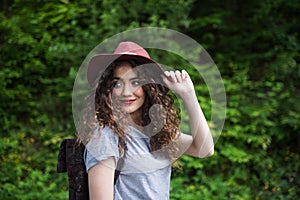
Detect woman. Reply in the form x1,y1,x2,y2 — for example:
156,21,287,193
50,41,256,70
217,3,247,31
82,41,214,200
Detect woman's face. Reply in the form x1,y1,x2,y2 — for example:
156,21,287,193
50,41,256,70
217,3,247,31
112,63,145,115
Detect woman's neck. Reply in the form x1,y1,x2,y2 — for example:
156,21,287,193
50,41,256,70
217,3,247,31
129,108,143,127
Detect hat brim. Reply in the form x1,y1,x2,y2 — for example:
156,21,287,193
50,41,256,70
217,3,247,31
87,54,165,86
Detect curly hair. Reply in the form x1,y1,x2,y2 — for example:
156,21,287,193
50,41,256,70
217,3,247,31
79,60,180,160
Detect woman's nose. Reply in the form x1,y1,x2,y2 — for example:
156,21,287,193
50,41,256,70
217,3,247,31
122,83,132,96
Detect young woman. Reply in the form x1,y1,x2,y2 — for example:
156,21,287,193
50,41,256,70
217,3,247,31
82,41,214,200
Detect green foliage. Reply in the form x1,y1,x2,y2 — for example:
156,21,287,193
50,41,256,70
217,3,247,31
1,0,299,199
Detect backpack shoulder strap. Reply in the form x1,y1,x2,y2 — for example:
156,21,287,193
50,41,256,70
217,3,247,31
57,138,126,200
57,139,67,173
57,138,89,200
114,140,126,183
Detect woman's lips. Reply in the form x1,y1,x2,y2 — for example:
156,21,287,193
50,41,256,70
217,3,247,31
120,99,136,105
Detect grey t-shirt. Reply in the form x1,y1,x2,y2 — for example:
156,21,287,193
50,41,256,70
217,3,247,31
84,125,172,200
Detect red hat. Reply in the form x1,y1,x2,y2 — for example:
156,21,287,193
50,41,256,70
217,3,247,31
87,41,164,86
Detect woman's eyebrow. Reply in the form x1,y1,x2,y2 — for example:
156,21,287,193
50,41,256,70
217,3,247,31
112,76,139,80
130,77,139,80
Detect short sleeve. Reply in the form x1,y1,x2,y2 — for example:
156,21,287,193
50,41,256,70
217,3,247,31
84,125,119,172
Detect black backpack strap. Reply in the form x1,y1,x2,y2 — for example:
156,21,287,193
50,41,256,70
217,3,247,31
57,139,89,200
57,138,126,200
57,139,67,173
114,145,125,184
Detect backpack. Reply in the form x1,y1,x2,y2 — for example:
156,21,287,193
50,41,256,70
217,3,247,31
57,138,124,200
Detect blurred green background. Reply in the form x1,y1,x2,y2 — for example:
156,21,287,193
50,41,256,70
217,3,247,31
1,0,299,199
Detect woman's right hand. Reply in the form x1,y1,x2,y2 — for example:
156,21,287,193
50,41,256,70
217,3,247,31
162,70,195,98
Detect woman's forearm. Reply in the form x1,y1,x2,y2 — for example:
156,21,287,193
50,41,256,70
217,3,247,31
181,91,214,158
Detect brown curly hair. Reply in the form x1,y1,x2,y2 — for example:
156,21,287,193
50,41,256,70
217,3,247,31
79,60,180,160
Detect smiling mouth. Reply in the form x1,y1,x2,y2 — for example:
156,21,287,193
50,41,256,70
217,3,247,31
120,99,136,105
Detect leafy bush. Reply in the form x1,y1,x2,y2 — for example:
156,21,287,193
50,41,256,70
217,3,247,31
1,0,299,199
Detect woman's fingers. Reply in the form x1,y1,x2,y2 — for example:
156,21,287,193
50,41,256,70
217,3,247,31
164,70,187,83
164,71,170,76
169,71,176,82
163,70,194,95
182,69,188,80
175,70,182,83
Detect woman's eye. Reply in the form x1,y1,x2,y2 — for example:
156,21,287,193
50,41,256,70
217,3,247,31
132,80,141,86
113,81,122,88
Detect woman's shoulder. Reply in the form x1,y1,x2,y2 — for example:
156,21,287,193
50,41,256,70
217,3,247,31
92,123,118,143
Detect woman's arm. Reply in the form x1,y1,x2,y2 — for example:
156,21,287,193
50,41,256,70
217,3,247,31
88,157,115,200
178,92,214,158
162,70,214,158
